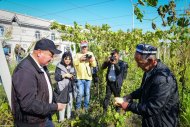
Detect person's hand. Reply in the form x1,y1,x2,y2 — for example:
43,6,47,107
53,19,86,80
89,57,95,63
80,55,86,61
107,57,111,62
62,73,73,78
120,101,129,110
57,103,66,111
108,56,117,64
114,97,129,110
67,73,73,78
114,97,125,106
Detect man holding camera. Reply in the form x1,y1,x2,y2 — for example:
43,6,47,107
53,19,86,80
102,49,128,113
73,40,97,112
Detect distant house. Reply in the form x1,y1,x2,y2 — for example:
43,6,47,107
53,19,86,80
0,9,76,62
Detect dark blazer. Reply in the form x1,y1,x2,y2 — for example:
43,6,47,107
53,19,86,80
11,55,57,126
128,60,179,127
102,60,128,87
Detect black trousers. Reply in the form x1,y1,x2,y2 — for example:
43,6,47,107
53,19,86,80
103,81,121,111
15,121,45,127
15,115,53,127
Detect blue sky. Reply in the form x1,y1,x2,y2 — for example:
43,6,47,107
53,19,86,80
0,0,188,31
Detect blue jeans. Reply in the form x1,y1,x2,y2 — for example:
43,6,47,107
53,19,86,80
76,79,91,110
45,117,54,127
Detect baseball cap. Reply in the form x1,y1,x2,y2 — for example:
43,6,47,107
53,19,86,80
136,44,157,55
80,40,88,47
34,38,62,54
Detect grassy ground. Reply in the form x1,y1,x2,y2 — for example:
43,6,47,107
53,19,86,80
0,60,142,126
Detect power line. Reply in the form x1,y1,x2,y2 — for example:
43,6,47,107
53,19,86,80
2,0,72,21
38,0,116,17
70,9,186,24
62,0,120,26
77,14,134,23
3,0,47,13
76,12,158,23
111,19,166,28
64,0,106,19
2,0,117,25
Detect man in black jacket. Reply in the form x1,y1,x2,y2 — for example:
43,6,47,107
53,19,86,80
115,44,179,127
12,39,66,127
102,49,128,113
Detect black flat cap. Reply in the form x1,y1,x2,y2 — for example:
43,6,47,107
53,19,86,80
34,38,62,54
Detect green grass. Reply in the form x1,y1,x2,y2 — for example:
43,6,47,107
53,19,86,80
0,85,7,103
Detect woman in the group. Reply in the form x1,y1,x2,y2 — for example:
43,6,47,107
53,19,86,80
54,51,76,122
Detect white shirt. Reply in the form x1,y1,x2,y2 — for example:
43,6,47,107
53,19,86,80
30,54,53,103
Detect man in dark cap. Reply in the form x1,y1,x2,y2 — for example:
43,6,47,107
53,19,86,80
115,44,179,127
12,38,66,127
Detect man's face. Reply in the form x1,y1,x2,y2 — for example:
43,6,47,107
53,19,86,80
134,52,153,72
113,52,119,61
81,46,88,54
110,52,119,64
38,50,53,66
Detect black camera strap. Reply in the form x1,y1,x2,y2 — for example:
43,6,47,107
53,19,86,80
85,63,92,77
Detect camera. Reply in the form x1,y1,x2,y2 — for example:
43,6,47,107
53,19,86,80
69,70,78,83
85,54,92,59
110,52,116,62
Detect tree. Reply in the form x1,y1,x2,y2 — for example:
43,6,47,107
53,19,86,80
134,0,189,29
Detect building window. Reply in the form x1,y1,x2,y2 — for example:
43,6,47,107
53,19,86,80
0,26,4,36
51,33,55,41
35,31,40,40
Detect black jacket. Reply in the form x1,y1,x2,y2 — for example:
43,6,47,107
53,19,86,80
102,60,128,87
128,60,179,127
11,55,57,125
54,63,76,103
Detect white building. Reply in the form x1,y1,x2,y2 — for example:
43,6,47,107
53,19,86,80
0,9,76,62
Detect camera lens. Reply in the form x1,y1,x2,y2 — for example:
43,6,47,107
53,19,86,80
85,54,92,59
110,56,115,62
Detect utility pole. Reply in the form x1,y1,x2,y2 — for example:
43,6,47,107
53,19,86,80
130,0,134,30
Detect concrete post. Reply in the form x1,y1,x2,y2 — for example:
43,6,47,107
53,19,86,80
0,41,12,109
